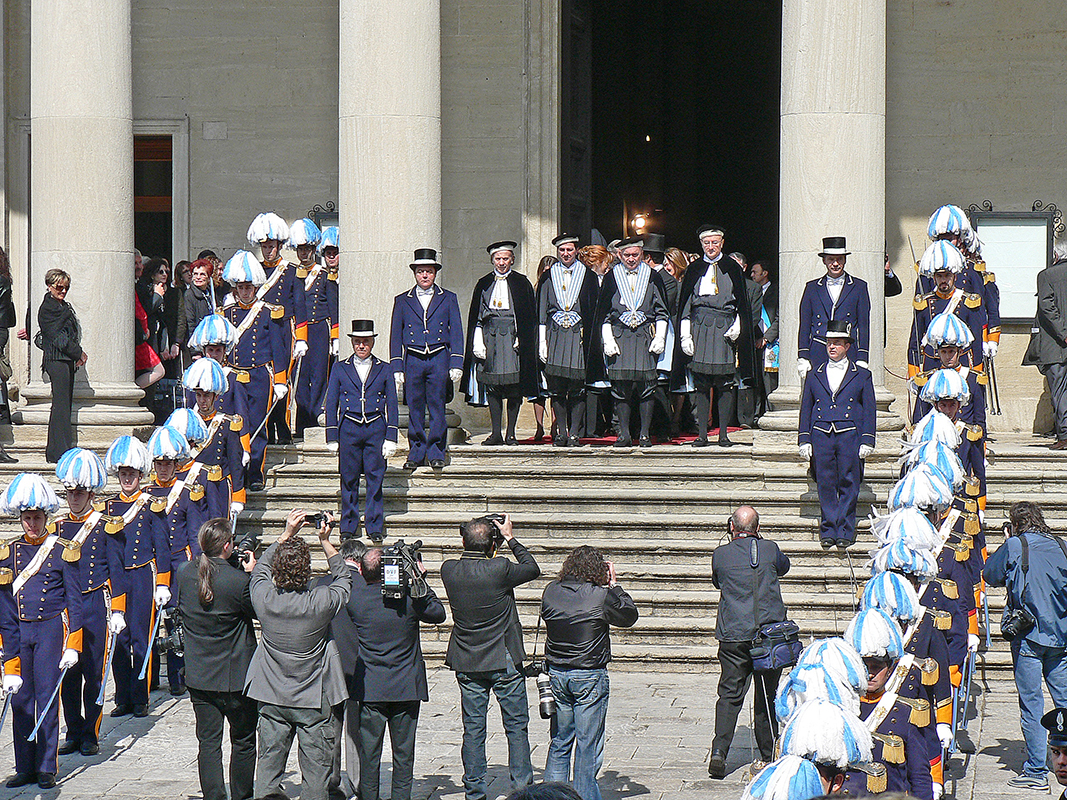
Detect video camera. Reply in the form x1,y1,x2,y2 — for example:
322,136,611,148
156,606,185,658
381,539,429,600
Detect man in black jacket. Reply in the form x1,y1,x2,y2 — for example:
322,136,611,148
345,547,446,800
541,547,638,800
708,505,789,778
440,513,540,800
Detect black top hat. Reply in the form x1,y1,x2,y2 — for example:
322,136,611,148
643,233,666,255
552,233,580,247
697,224,726,240
409,248,442,271
616,236,644,249
825,320,854,341
1043,708,1067,748
819,236,851,257
486,240,518,256
348,319,377,337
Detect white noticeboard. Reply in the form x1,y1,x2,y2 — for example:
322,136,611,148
972,215,1052,323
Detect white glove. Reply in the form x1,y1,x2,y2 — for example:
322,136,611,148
472,327,487,360
859,444,873,459
108,612,127,635
326,441,339,452
230,501,244,515
856,360,869,370
936,723,952,750
293,340,309,359
967,633,980,653
932,781,944,800
154,585,172,607
59,649,79,671
797,358,811,379
680,319,695,356
799,444,813,460
538,325,548,363
382,440,397,459
602,323,620,358
649,319,667,355
242,450,251,467
395,370,405,386
513,336,520,351
2,675,22,696
273,383,288,400
449,368,462,382
330,338,339,357
983,340,998,359
724,314,741,342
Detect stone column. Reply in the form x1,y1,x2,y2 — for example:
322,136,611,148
757,0,901,448
16,0,153,441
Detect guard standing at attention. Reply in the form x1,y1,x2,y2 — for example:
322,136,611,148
799,321,876,549
294,224,340,438
185,314,252,461
0,473,82,790
55,449,127,758
463,241,539,446
908,241,985,377
325,320,399,543
390,248,464,470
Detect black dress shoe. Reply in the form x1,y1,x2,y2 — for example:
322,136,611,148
718,437,734,448
402,460,418,470
58,740,80,755
0,450,17,464
692,437,709,448
6,773,35,788
708,750,727,779
110,704,133,717
429,459,446,468
567,435,580,447
482,434,504,446
80,742,100,756
835,539,851,549
553,436,567,447
504,435,518,446
37,772,56,789
820,538,834,549
367,532,385,544
133,704,149,717
249,481,265,492
613,438,632,448
169,685,187,697
638,436,652,448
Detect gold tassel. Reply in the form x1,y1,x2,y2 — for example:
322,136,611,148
208,465,224,481
865,763,888,793
270,305,284,319
964,293,982,309
922,658,939,685
939,578,959,600
59,538,82,563
0,567,12,585
913,295,928,310
230,415,244,432
963,499,978,513
934,611,952,630
189,484,205,502
874,733,906,764
150,498,167,513
965,515,979,536
954,544,969,562
906,698,931,727
104,516,125,534
237,370,251,384
0,540,10,560
913,372,929,387
92,500,106,513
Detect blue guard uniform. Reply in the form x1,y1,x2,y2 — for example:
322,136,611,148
840,692,934,799
909,290,984,375
191,407,247,519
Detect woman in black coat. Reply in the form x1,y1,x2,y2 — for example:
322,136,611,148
37,268,86,462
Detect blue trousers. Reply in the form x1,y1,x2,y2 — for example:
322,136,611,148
1011,638,1067,778
455,669,533,800
203,475,230,521
113,565,156,707
812,427,862,543
339,416,387,538
235,364,273,484
297,319,333,434
544,668,610,800
405,350,449,463
12,615,66,775
60,587,110,746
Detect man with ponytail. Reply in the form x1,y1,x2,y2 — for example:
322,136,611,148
174,517,258,800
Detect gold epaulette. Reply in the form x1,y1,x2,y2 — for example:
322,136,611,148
207,464,224,482
150,497,167,513
58,538,81,563
46,521,58,535
913,294,929,311
966,424,984,442
270,304,285,319
973,260,987,273
964,510,980,535
0,567,12,585
950,541,970,562
937,577,959,599
0,538,13,560
964,293,982,309
913,371,932,387
92,500,106,513
898,696,931,727
189,484,205,502
932,610,952,630
983,271,996,284
921,657,939,685
230,414,244,432
104,516,125,534
977,371,988,385
296,267,309,279
872,732,906,764
236,370,251,384
854,762,887,794
327,269,339,281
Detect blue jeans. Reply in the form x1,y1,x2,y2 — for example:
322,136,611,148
455,669,533,800
1011,638,1067,777
543,668,610,800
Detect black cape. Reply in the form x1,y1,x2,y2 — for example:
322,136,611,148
535,263,601,382
461,270,539,399
588,267,669,385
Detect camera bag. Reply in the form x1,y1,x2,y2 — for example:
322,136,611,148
745,537,803,672
1000,533,1067,642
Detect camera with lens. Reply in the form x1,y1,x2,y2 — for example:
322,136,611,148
156,606,185,657
381,539,428,600
481,513,506,546
522,659,557,719
228,530,261,569
304,511,327,528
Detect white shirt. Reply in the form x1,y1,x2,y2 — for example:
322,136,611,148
698,259,721,296
416,286,435,311
826,275,845,304
354,355,373,384
826,357,849,394
490,271,511,310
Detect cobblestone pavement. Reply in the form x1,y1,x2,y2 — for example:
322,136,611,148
0,663,1047,799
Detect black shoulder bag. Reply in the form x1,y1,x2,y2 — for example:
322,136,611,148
748,537,802,672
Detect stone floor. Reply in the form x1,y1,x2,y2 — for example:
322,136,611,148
0,659,1051,800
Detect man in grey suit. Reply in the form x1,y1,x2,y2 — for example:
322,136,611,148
246,509,351,800
1025,237,1067,449
440,513,540,800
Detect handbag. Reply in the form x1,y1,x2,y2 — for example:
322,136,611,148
744,537,803,672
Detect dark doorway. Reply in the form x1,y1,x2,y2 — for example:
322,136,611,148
561,0,782,263
134,135,173,264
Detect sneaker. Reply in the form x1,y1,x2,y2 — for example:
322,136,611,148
1007,774,1049,790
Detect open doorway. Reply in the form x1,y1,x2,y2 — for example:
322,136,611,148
134,135,173,263
561,0,782,262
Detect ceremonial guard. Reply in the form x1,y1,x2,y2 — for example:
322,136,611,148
324,320,399,542
592,237,669,447
176,361,246,519
0,474,81,789
537,233,599,445
293,223,339,438
55,449,126,758
675,225,750,447
186,313,252,453
221,251,290,491
909,241,984,376
463,241,538,445
247,212,308,444
390,248,464,468
797,236,871,378
104,435,171,718
919,366,986,506
798,321,876,548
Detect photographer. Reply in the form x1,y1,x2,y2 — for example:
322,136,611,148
174,517,258,800
541,547,638,800
245,509,351,800
984,501,1067,790
440,513,540,800
344,546,445,800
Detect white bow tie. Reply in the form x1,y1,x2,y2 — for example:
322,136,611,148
826,276,845,287
416,287,434,296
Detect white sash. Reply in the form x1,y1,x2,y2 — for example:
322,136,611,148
12,535,60,596
303,265,323,292
164,463,203,515
901,605,927,648
865,653,915,731
255,262,287,301
193,414,227,457
69,510,105,547
118,494,150,526
613,263,650,328
232,301,269,343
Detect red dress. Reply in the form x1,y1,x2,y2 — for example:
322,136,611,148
135,294,161,372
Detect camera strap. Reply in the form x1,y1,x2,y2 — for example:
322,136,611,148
1007,534,1030,613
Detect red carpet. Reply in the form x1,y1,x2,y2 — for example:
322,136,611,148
516,428,742,445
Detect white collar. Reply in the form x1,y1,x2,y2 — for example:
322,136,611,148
826,274,846,286
826,357,849,372
703,253,722,265
416,285,435,296
354,355,373,366
494,270,511,280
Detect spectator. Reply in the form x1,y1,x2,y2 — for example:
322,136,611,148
578,246,612,281
245,509,351,800
1043,709,1067,799
440,513,540,800
346,547,446,800
541,546,638,800
984,501,1067,790
37,268,86,462
532,254,557,442
134,291,164,391
0,246,17,463
153,260,183,373
663,247,689,284
1023,236,1067,449
174,517,258,800
177,258,219,354
709,505,789,778
749,259,777,415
